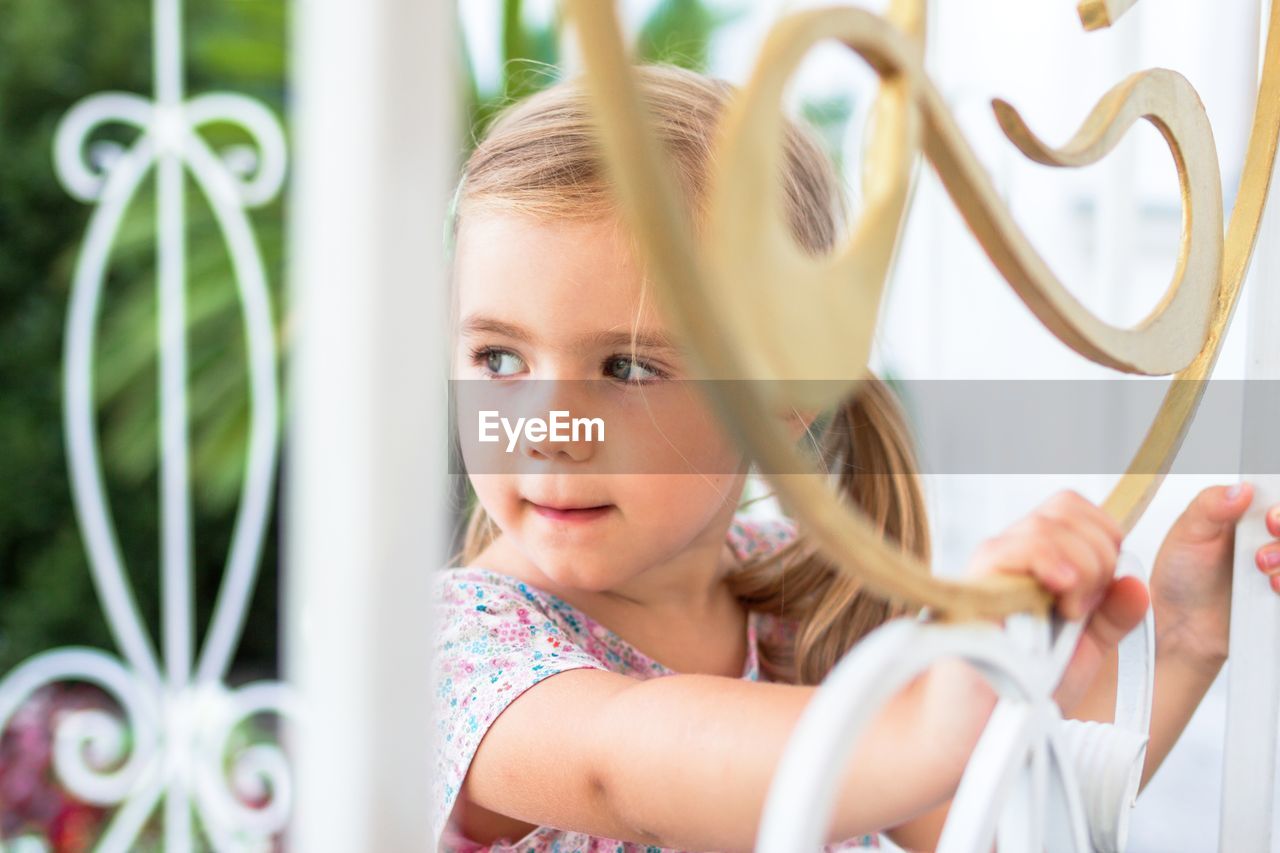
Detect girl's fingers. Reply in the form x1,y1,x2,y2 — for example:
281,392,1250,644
1027,551,1088,618
1084,575,1150,652
973,533,1076,598
1045,490,1125,549
1261,545,1280,595
1041,507,1119,595
1247,501,1280,595
975,526,1111,619
967,492,1124,619
1037,492,1122,617
1017,529,1096,620
1029,509,1114,617
1258,544,1280,575
1048,527,1107,619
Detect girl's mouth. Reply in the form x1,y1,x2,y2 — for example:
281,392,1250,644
528,501,614,523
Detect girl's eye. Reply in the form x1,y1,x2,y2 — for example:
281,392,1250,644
470,346,525,377
605,355,666,384
468,346,667,382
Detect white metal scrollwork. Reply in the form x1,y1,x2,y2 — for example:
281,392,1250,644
758,553,1156,852
0,0,293,850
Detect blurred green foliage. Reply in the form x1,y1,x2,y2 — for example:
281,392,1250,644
464,0,749,143
0,0,286,676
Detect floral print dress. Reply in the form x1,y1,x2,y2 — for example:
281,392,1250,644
432,511,882,852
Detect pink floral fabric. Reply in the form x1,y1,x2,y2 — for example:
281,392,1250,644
432,510,881,851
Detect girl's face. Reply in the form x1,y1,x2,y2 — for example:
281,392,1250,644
452,211,749,594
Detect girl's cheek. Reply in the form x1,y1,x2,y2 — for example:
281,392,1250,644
617,399,737,472
466,474,510,516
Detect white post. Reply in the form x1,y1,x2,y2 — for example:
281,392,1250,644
1220,3,1280,848
286,0,455,850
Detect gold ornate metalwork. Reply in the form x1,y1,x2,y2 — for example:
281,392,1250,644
1078,0,1141,31
563,0,1280,621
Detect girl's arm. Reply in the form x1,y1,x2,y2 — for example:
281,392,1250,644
462,659,997,850
461,490,1127,848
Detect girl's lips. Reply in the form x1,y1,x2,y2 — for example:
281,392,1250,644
529,502,614,523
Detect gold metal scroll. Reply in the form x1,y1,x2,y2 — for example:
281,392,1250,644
564,1,1280,621
1078,0,1141,32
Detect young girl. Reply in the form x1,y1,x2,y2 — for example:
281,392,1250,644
436,63,1280,851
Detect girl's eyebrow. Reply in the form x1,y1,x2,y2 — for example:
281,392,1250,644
460,313,680,353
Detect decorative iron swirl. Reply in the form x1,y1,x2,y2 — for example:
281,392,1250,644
0,11,293,849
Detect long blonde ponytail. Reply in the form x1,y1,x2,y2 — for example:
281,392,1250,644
728,379,929,684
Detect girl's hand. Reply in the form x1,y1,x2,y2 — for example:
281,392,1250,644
962,489,1127,620
961,490,1150,711
1149,482,1278,672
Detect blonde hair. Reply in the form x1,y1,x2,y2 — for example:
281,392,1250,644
449,63,929,685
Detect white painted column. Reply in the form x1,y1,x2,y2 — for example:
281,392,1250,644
286,0,455,850
1220,3,1280,849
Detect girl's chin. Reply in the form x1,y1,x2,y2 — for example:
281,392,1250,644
530,556,629,592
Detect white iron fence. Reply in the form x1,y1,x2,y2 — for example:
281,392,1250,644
2,0,1279,851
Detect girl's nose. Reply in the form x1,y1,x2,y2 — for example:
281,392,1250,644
517,379,600,464
521,427,595,463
